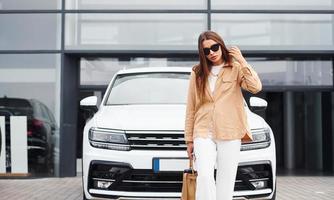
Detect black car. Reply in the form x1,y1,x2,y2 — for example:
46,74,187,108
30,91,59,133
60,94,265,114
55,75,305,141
0,97,57,175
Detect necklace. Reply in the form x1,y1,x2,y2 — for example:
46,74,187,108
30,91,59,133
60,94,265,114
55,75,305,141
210,61,225,77
210,71,219,77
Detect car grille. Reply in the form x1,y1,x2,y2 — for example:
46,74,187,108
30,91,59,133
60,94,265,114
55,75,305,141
125,130,186,150
104,170,182,192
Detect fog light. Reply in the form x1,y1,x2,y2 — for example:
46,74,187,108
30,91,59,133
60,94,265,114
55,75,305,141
251,181,267,189
97,181,113,189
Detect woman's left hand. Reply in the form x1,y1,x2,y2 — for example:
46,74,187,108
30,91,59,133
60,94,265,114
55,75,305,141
229,46,247,65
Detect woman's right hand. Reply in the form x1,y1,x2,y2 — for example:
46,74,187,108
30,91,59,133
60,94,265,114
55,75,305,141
187,142,194,160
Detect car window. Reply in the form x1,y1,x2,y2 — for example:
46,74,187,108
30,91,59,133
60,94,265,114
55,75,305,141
45,106,56,124
106,72,190,105
41,104,51,122
31,100,48,121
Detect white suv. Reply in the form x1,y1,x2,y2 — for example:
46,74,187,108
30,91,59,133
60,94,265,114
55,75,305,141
81,67,276,200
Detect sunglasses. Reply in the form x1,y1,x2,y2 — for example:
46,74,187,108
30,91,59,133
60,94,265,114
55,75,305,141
203,43,220,56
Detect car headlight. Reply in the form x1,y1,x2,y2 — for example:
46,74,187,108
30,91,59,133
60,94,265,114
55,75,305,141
241,128,271,151
89,128,130,151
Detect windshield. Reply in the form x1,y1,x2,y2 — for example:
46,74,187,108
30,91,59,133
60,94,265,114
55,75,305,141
106,72,190,105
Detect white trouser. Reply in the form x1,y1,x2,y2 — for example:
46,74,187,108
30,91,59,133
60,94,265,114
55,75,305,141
194,137,241,200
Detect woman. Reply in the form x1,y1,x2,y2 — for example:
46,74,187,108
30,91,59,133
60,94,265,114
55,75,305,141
184,31,262,200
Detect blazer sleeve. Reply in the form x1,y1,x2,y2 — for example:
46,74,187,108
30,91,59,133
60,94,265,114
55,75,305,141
184,71,196,143
236,61,262,94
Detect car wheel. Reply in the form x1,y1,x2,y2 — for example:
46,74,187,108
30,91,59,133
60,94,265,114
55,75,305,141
42,145,54,175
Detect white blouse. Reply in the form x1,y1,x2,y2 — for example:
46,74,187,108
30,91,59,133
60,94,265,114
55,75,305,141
208,64,224,93
207,64,224,138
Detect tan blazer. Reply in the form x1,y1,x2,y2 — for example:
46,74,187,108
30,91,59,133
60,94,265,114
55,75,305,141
184,61,262,143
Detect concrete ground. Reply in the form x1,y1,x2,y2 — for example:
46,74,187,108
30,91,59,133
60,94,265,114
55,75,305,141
0,175,334,200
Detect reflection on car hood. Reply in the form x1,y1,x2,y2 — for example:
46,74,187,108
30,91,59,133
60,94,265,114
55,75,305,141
93,105,265,131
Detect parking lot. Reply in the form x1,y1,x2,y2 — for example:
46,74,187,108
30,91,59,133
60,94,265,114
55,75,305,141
0,175,334,200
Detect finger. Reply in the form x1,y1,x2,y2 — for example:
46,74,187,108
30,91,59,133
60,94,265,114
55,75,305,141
228,50,236,55
229,50,241,56
189,152,193,160
187,149,192,158
231,46,239,50
230,49,240,55
229,48,239,54
230,46,241,52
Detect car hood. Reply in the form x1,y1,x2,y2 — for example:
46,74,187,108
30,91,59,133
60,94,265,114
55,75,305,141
93,105,265,131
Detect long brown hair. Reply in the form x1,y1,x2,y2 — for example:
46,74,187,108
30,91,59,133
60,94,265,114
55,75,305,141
193,31,231,105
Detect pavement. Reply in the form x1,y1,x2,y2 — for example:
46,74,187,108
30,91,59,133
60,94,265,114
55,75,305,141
0,175,334,200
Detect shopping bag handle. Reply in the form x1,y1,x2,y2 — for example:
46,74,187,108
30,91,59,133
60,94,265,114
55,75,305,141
189,158,195,174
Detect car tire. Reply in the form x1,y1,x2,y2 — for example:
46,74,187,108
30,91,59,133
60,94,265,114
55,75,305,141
42,145,54,175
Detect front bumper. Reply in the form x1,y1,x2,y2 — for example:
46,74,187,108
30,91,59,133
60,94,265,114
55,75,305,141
83,136,276,200
85,160,274,200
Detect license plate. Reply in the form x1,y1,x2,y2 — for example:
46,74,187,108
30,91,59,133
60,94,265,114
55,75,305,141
152,158,188,173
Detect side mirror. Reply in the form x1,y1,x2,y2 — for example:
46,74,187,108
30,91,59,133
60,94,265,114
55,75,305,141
249,97,267,111
80,96,98,107
80,96,98,119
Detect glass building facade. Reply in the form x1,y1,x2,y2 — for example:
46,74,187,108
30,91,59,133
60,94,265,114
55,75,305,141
0,0,333,177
